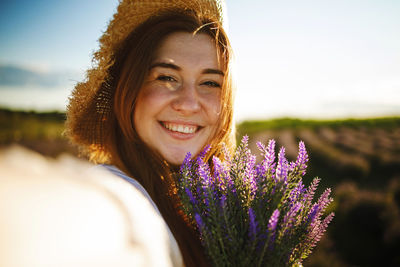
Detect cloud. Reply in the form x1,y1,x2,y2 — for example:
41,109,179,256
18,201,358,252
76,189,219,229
0,65,81,89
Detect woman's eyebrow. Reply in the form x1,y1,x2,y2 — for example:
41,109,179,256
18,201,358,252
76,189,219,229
150,62,180,70
202,68,224,76
150,62,224,76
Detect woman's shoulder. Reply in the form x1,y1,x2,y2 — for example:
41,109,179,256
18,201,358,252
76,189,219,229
95,164,158,210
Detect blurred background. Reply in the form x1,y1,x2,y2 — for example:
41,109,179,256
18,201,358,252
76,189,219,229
1,0,400,266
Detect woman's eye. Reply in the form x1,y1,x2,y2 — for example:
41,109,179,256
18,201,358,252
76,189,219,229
156,75,176,82
202,81,221,88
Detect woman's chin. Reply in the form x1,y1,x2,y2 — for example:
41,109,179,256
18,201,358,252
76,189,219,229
166,155,187,166
163,150,194,166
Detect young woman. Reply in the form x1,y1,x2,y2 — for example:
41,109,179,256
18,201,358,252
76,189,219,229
66,1,235,266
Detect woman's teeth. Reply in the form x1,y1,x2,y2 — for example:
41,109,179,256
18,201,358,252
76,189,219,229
162,122,197,134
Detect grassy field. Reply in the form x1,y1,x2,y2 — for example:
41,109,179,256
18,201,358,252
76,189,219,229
238,117,400,189
2,107,400,266
0,108,76,156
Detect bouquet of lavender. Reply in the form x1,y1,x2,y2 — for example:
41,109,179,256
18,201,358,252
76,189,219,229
178,136,334,267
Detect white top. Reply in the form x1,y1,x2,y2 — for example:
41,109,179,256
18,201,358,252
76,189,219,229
0,146,183,267
99,164,184,267
100,165,158,211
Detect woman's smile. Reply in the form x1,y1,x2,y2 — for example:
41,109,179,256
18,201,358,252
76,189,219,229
160,121,200,134
158,121,202,141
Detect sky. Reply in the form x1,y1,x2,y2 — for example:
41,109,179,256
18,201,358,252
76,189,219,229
0,0,399,121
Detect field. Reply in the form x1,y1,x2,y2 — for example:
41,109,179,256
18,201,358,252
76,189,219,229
2,107,400,266
238,118,400,266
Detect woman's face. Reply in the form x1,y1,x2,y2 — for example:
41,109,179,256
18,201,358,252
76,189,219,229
134,32,223,165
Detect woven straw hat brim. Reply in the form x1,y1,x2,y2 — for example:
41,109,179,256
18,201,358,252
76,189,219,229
66,0,226,162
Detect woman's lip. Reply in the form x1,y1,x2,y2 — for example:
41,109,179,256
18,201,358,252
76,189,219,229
160,120,202,127
158,121,202,140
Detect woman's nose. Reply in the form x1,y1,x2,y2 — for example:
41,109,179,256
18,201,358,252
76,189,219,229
171,83,201,115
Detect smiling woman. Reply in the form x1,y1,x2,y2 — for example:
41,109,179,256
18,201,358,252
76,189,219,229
66,1,234,266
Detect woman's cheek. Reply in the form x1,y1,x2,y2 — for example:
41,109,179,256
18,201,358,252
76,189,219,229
139,85,173,105
204,93,222,122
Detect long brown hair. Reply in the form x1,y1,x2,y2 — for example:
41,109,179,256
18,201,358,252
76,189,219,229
104,10,235,266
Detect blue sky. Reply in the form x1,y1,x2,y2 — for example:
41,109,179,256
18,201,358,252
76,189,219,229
1,0,399,121
0,0,117,70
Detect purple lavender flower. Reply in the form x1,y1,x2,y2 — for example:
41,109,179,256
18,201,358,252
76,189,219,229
249,207,258,240
179,152,193,189
198,144,211,160
255,163,266,179
289,161,296,172
213,156,224,188
241,135,249,147
256,141,266,155
196,157,212,208
233,135,250,168
268,209,280,232
307,203,319,226
245,154,257,196
316,188,333,215
221,143,232,163
266,139,276,170
304,177,320,205
212,155,234,192
255,143,268,178
266,209,280,251
257,139,276,175
213,156,231,193
260,139,276,167
283,202,303,230
185,187,196,205
197,157,212,187
306,188,333,227
295,141,309,175
308,212,335,249
275,147,288,183
181,152,192,171
195,213,205,230
288,181,305,205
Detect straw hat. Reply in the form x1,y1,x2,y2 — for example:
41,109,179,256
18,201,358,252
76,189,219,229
66,0,227,162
